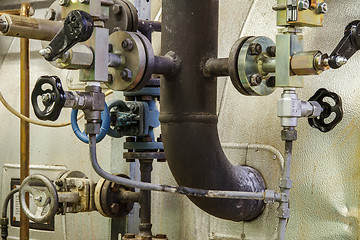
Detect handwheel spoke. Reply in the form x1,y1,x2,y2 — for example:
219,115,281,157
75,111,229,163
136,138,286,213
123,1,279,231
34,206,45,218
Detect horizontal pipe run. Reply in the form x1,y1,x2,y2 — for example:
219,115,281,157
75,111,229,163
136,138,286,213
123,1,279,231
262,58,276,73
203,58,229,77
0,10,21,16
119,190,141,203
153,55,178,76
0,14,62,41
88,135,281,201
138,20,161,33
58,192,81,203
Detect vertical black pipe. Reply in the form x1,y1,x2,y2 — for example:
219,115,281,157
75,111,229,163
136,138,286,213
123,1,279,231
139,161,153,237
160,0,266,221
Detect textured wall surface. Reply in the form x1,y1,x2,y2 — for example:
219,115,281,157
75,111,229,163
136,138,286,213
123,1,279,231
0,0,359,239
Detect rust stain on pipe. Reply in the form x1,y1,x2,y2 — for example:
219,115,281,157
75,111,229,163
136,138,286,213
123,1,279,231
20,2,31,240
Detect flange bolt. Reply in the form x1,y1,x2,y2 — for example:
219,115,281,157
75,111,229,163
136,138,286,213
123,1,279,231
122,39,134,51
250,43,262,55
250,74,262,86
120,68,133,81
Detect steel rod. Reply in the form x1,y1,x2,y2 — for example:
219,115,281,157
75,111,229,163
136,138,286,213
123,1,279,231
19,3,31,240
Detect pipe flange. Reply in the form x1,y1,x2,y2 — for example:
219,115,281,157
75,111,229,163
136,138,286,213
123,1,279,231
94,174,135,218
229,36,276,96
107,31,151,91
131,32,155,91
105,0,139,33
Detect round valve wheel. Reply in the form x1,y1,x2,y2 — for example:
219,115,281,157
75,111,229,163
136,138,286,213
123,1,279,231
308,88,343,132
31,76,65,121
19,175,59,223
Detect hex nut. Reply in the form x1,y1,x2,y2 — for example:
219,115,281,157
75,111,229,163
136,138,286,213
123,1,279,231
298,0,310,11
317,2,328,14
122,39,134,51
281,129,298,141
120,68,133,81
109,203,120,214
113,4,123,15
250,43,262,55
45,8,56,21
85,123,101,135
310,101,323,118
58,0,69,6
266,46,276,58
250,74,262,86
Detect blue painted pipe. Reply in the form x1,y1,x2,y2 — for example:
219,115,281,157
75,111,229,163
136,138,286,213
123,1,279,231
71,103,110,144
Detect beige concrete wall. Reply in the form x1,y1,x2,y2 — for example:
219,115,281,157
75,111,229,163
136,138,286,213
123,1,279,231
0,0,359,239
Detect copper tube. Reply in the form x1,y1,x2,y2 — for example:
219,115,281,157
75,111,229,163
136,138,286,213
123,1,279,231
0,9,20,16
20,3,30,240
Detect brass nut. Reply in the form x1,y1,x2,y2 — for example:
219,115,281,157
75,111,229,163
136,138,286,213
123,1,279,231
291,51,324,76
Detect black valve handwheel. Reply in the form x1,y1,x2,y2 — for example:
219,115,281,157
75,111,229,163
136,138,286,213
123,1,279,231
31,76,65,121
308,88,343,133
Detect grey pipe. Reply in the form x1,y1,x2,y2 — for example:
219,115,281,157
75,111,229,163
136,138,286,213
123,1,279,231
159,0,266,221
277,139,293,240
88,135,271,200
2,188,19,218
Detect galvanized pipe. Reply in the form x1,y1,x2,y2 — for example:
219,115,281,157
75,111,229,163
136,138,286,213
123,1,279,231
160,0,266,221
20,4,31,240
277,138,293,240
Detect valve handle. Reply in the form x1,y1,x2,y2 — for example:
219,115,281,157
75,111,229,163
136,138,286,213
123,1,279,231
41,10,94,61
19,175,58,224
308,88,343,133
31,76,66,121
329,20,360,69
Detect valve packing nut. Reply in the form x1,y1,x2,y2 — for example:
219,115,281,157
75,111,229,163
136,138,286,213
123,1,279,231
298,0,310,11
